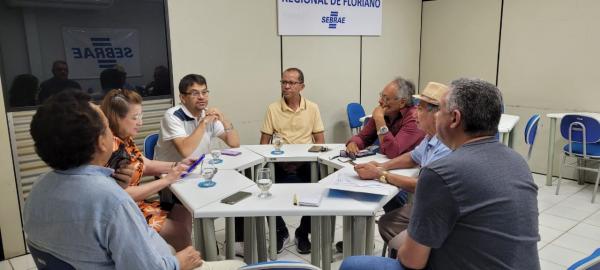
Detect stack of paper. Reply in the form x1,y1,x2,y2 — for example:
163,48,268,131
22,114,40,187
326,167,395,196
298,193,323,207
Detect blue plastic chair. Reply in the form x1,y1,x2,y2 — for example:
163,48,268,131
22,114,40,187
143,133,159,160
240,260,321,270
555,115,600,202
569,248,600,270
28,243,75,270
523,114,541,160
347,103,366,135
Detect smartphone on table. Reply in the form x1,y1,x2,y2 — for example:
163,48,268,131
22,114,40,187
220,191,251,205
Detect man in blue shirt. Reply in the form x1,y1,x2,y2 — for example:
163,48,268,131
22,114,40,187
353,82,452,245
24,91,244,270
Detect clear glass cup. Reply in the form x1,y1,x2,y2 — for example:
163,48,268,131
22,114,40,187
272,133,284,155
209,149,223,164
256,168,272,198
198,159,217,188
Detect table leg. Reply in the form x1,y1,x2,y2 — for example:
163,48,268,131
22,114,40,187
366,216,375,255
502,132,510,147
310,162,318,183
193,218,205,255
311,216,322,267
319,163,329,178
202,218,218,261
343,216,352,258
225,217,235,259
243,217,257,264
352,216,366,255
268,162,276,183
321,216,333,270
546,118,557,186
255,217,268,261
268,216,277,261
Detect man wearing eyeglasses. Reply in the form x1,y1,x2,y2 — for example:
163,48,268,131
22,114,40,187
154,74,240,162
346,77,425,159
257,67,325,255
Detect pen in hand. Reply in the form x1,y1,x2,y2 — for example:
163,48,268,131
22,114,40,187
181,154,205,178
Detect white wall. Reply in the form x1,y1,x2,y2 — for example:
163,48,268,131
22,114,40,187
168,0,422,145
498,0,600,178
0,0,169,99
419,0,501,87
0,76,25,258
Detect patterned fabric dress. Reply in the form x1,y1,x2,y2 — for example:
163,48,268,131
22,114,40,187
112,136,168,232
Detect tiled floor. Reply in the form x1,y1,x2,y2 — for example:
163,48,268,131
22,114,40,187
3,173,599,269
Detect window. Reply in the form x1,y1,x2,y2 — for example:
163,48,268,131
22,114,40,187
0,0,173,110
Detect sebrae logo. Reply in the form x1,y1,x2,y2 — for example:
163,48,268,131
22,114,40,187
322,11,346,29
70,37,134,69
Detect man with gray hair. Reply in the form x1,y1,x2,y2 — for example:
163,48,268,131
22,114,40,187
340,78,540,270
346,77,425,159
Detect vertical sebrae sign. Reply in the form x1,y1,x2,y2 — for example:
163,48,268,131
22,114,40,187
278,0,382,36
63,27,141,79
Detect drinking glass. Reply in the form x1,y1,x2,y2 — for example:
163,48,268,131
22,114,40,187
271,133,284,155
198,159,217,188
209,149,223,164
256,168,272,199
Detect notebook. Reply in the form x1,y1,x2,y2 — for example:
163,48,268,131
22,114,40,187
296,192,323,207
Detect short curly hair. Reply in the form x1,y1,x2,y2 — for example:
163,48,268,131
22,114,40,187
30,90,106,170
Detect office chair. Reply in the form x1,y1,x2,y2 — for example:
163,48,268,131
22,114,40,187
143,133,159,160
555,115,600,203
28,243,75,270
524,114,541,160
347,103,366,135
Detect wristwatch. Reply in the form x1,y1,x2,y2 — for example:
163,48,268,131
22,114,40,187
378,170,388,184
377,126,389,136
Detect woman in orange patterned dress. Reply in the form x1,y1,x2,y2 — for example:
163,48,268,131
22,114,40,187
100,89,193,251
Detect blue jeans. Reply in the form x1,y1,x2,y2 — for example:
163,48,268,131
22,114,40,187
340,256,405,270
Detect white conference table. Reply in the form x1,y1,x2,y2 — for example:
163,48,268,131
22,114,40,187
359,113,520,147
545,113,600,186
243,144,345,183
169,170,257,261
193,169,405,270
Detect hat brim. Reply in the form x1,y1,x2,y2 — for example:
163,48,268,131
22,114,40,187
412,94,440,106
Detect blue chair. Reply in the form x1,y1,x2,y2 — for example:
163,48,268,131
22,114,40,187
523,114,541,160
347,103,366,135
143,133,159,160
28,243,75,270
555,115,600,203
568,248,600,270
240,260,321,270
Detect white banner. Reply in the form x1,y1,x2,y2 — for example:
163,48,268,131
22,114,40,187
62,27,141,79
278,0,382,36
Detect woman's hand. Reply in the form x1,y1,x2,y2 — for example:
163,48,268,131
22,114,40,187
112,162,135,188
163,163,188,184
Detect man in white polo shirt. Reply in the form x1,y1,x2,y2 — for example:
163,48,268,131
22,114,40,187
154,74,240,161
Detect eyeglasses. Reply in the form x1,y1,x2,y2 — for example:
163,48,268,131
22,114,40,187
183,90,210,97
131,113,143,121
280,80,303,86
379,92,399,104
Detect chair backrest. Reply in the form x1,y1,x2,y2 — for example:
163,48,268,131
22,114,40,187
524,114,541,145
569,248,600,270
28,243,75,270
560,115,600,144
143,133,159,160
240,260,321,270
346,103,366,130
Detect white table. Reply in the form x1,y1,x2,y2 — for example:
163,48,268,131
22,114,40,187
498,114,520,146
169,169,256,261
359,114,519,147
545,113,600,186
243,144,345,183
212,147,265,174
195,174,400,270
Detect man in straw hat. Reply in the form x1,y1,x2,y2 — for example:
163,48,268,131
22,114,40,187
351,82,452,250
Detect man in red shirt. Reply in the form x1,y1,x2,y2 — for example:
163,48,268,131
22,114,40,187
346,77,425,159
